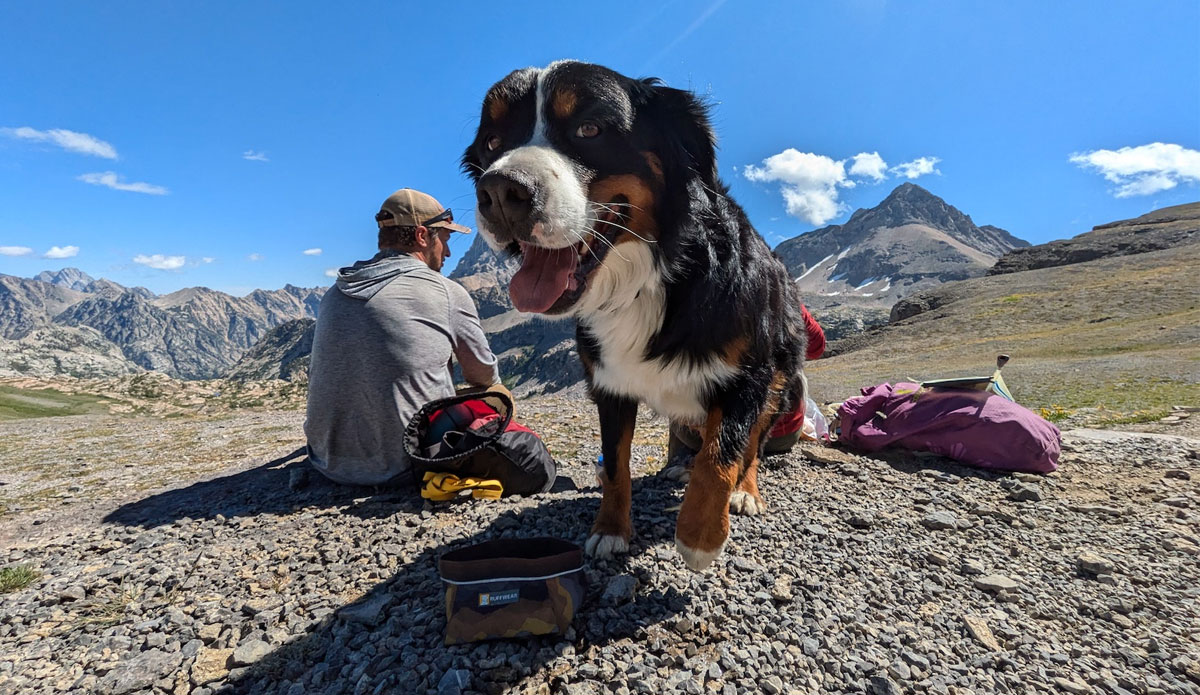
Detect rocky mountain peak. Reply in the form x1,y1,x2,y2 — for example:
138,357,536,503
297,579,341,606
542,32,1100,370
774,184,1029,305
34,267,95,292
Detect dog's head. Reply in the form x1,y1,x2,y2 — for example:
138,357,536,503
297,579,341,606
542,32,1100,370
463,61,717,316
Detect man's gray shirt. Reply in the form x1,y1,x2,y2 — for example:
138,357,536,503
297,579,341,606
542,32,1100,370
304,252,499,485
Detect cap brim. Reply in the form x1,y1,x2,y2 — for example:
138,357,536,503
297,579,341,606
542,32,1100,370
434,221,471,234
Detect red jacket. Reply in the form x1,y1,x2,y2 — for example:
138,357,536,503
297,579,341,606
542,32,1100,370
801,304,825,361
769,305,825,437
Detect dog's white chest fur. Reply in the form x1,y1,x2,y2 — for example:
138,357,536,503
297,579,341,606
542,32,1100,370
579,243,737,423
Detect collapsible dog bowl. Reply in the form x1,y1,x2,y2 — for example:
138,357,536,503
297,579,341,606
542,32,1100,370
438,537,586,645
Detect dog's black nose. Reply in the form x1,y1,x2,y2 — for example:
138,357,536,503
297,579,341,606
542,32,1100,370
477,171,534,226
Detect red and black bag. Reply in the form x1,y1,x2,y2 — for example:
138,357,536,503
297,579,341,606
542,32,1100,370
404,391,557,497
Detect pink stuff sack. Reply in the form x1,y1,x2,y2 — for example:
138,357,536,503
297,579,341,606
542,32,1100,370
837,382,1061,474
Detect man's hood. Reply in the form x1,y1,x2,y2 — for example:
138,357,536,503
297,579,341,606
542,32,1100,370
335,251,428,300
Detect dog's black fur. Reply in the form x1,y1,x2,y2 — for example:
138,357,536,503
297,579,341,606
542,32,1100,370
463,61,807,570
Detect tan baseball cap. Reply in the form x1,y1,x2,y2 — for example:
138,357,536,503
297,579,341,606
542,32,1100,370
376,188,470,233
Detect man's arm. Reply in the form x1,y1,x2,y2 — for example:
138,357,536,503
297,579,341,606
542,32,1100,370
445,280,501,387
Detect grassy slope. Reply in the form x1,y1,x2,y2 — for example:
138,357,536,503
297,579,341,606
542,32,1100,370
808,242,1200,429
0,385,112,420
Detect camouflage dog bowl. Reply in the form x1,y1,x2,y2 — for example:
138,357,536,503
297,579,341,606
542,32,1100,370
439,537,586,645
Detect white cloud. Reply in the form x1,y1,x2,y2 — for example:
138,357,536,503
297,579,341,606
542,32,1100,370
0,246,33,256
743,149,849,225
849,152,888,181
43,245,79,259
133,253,186,270
302,248,322,256
242,150,269,162
247,253,263,262
1070,142,1200,198
890,156,941,179
201,257,215,264
324,268,339,278
2,126,118,159
78,171,168,195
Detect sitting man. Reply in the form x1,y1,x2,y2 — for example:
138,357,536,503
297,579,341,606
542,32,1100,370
305,188,503,486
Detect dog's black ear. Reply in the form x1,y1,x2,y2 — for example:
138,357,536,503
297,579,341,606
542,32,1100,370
639,80,718,187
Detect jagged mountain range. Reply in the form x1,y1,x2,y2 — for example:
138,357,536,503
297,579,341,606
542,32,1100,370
0,270,324,379
1,184,1063,391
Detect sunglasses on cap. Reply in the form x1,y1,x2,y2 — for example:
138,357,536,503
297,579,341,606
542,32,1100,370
421,209,454,227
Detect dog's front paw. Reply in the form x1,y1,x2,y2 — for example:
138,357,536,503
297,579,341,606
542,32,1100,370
675,537,724,571
729,490,767,516
585,533,630,558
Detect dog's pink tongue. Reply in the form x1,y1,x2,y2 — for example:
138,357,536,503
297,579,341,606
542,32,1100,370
510,244,578,313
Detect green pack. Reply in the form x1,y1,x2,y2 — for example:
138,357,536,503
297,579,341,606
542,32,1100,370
439,537,586,645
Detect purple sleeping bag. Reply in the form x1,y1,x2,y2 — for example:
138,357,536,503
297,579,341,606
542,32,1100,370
837,382,1061,473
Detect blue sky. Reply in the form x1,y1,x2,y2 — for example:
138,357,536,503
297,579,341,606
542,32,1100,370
2,1,1197,296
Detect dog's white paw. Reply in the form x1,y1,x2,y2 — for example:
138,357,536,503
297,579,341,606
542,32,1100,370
675,537,724,572
729,491,767,516
585,533,630,558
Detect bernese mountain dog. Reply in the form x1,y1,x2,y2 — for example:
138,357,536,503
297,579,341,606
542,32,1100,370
463,61,807,571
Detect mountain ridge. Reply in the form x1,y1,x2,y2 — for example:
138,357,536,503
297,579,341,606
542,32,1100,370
774,183,1028,304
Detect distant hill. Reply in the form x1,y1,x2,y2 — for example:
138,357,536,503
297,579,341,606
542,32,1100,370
0,269,325,380
775,183,1028,304
814,200,1200,426
989,201,1200,275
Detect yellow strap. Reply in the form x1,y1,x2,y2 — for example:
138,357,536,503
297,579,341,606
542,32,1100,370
421,472,504,501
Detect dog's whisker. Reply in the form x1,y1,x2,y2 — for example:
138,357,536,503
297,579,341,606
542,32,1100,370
594,218,657,244
580,219,632,263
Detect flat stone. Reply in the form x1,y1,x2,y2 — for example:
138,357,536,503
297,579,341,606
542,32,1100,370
1077,551,1115,576
59,586,86,602
97,649,181,695
770,576,793,602
602,575,638,605
1054,676,1094,694
974,574,1018,593
191,648,233,686
962,615,1002,651
1008,483,1042,502
799,444,859,466
1069,504,1122,516
230,639,271,667
868,675,902,695
437,668,472,695
922,511,957,530
338,593,392,626
197,624,221,644
926,551,950,566
846,512,875,529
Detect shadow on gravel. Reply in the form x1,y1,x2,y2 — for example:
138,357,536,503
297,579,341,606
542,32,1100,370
103,446,425,528
866,449,1010,484
226,474,691,695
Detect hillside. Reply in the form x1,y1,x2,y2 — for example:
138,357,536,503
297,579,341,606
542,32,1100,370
775,183,1028,304
989,201,1200,275
814,201,1200,432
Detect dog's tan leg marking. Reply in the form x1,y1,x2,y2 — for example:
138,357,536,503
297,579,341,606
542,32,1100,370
731,407,774,516
586,415,634,558
675,409,739,571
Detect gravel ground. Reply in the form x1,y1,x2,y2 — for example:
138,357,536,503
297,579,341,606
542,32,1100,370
2,404,1199,695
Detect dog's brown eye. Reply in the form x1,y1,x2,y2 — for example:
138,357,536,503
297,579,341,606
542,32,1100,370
486,135,501,151
575,122,601,138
